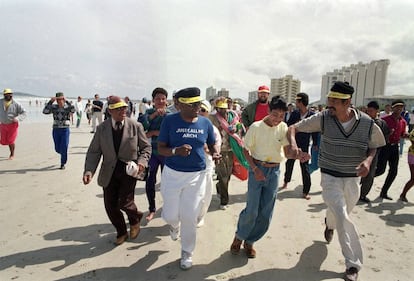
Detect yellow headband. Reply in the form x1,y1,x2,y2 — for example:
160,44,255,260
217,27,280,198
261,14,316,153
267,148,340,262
327,91,351,99
3,88,13,94
108,101,128,110
178,96,202,104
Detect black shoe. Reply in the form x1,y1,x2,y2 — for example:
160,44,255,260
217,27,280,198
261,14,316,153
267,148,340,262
359,196,371,203
380,194,393,200
60,165,65,170
344,267,358,281
324,218,334,243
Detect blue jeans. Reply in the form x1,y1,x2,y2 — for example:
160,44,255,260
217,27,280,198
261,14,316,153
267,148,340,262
145,153,165,212
52,127,70,165
236,165,280,244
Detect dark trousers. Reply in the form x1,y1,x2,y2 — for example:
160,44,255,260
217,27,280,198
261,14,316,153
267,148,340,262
52,127,70,165
216,151,233,205
104,162,141,237
360,152,379,198
284,158,311,194
145,153,165,212
375,144,399,196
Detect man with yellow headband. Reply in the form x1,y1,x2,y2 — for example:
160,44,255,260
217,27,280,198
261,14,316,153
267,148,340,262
82,96,151,246
288,81,385,281
0,88,26,159
157,87,221,270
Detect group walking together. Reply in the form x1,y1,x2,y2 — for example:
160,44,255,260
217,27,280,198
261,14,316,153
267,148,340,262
2,82,413,281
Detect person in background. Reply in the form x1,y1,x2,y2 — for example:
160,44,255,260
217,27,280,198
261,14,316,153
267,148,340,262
124,96,135,118
43,92,75,169
376,100,409,200
209,97,245,210
82,96,151,245
74,96,84,128
379,104,392,118
90,94,103,133
281,93,318,200
399,128,414,202
197,100,221,226
139,87,170,222
241,85,271,129
230,96,309,259
288,82,385,281
284,103,294,123
85,99,92,125
400,107,410,155
139,97,151,117
157,87,220,270
359,101,390,203
0,88,26,160
167,92,180,113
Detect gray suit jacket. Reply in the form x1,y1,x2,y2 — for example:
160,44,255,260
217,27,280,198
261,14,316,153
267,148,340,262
84,117,151,188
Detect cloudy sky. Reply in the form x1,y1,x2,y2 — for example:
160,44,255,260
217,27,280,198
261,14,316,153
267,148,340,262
1,0,413,102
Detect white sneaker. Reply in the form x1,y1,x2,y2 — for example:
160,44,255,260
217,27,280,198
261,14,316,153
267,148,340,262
219,204,228,210
169,225,179,241
197,218,205,228
180,251,193,270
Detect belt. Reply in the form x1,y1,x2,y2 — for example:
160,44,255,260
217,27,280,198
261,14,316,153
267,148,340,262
389,143,399,146
253,158,279,168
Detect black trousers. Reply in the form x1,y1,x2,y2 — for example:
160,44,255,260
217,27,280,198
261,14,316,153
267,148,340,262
103,162,142,237
360,152,379,198
375,143,399,196
284,158,311,194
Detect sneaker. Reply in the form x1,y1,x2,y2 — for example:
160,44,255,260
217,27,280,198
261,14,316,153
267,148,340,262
230,236,242,255
197,218,205,228
344,267,358,281
399,196,408,202
324,218,334,243
380,194,393,200
180,251,193,270
169,225,179,241
219,204,228,210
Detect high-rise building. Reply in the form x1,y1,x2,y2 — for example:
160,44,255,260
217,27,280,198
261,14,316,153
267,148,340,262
205,86,217,101
321,59,390,106
248,91,257,104
270,75,301,104
217,88,229,98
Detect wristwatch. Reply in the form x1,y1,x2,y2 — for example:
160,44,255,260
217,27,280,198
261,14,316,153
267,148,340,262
172,147,176,155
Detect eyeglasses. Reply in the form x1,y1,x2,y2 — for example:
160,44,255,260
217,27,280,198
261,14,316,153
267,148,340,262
200,108,207,113
114,107,128,111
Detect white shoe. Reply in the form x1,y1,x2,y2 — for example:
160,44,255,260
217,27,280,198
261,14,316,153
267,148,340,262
197,218,205,228
219,204,228,210
169,225,179,241
180,251,193,270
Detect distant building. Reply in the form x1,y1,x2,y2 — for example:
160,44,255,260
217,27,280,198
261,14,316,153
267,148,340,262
206,86,217,101
248,91,257,104
217,88,229,98
270,75,301,104
321,59,390,106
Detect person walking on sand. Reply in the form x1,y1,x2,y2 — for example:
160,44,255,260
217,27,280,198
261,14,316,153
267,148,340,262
288,82,385,281
0,88,26,160
241,85,271,128
43,92,75,169
90,94,103,133
399,128,414,202
74,96,84,128
157,87,221,270
138,87,170,222
82,96,151,245
230,96,309,259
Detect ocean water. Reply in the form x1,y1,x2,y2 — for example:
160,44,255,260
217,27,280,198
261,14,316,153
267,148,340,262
13,97,79,124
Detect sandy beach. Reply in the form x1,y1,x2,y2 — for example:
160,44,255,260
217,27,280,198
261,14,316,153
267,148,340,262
0,121,413,281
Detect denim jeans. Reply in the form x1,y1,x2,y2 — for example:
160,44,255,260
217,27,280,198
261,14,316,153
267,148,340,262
236,165,280,244
145,153,165,212
52,127,70,165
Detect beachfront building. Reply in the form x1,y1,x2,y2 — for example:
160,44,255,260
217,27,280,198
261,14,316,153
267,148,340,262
206,86,217,101
248,90,257,104
321,59,390,107
217,88,230,98
270,75,301,104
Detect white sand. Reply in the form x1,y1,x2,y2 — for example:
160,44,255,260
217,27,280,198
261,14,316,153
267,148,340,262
0,121,413,281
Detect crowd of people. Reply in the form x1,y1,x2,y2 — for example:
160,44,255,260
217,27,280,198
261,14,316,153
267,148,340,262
1,84,413,280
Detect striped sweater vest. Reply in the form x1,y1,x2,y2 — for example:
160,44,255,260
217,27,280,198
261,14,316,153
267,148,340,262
319,110,373,177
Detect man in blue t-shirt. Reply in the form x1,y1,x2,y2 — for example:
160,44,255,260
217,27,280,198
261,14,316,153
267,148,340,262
158,87,221,270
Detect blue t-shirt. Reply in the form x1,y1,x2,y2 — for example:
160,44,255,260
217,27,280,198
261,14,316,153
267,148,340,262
158,112,216,172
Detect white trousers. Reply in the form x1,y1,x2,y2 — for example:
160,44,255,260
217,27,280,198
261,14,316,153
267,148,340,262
91,112,102,132
321,173,363,271
198,156,214,222
160,165,207,254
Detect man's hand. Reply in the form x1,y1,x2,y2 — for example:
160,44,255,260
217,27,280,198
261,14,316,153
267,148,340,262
83,171,93,185
356,161,370,177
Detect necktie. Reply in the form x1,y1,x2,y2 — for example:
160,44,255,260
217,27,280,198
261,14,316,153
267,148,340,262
116,121,122,131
